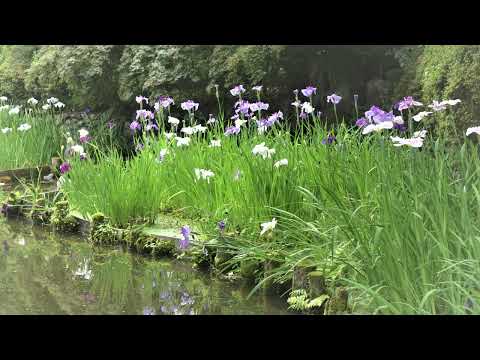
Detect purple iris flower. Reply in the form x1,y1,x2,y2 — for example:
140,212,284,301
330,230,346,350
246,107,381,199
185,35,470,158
60,162,71,174
84,107,92,114
321,134,337,145
136,110,154,120
79,135,91,143
235,100,251,115
301,86,317,97
355,117,368,128
181,100,199,111
179,225,191,249
397,96,420,111
299,111,308,120
268,111,283,124
365,106,393,124
79,153,87,161
224,126,241,136
327,93,342,105
250,102,269,112
145,123,159,131
130,120,141,131
218,220,226,232
158,96,174,108
230,85,246,96
393,123,407,132
107,121,115,129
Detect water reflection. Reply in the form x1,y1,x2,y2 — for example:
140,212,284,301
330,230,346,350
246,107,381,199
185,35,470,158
0,219,288,315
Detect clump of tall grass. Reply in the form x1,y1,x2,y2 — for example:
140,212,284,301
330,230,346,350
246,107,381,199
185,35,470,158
61,88,480,313
0,104,63,170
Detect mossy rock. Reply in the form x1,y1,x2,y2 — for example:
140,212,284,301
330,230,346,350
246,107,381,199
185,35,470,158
239,259,262,280
214,248,233,270
190,244,215,270
51,200,80,233
325,287,349,315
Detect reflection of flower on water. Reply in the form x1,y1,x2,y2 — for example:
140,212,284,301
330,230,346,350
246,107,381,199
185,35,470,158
74,259,92,280
158,290,196,315
159,291,170,300
143,307,156,315
180,292,195,306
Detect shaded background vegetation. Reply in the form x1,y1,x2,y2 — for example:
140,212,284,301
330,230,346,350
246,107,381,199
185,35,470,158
1,45,478,138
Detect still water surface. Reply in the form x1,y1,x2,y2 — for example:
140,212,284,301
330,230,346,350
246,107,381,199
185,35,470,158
0,219,288,315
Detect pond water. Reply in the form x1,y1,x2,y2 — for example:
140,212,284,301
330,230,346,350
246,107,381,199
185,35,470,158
0,219,289,315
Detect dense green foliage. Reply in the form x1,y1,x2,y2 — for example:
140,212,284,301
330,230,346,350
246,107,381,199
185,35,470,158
60,97,480,314
395,45,480,141
0,108,63,170
0,45,402,119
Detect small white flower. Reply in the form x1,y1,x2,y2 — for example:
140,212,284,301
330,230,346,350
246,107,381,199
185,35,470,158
291,101,302,108
136,96,148,104
71,145,85,154
207,117,216,125
194,168,215,183
180,127,195,135
165,132,175,140
301,102,315,114
258,126,268,135
412,111,433,122
194,124,207,133
252,143,276,159
168,116,180,126
390,136,424,148
156,148,169,163
176,137,191,147
54,101,65,108
0,105,9,111
466,126,480,136
428,100,447,112
393,116,404,125
362,121,394,135
440,99,461,106
17,123,32,132
78,128,89,138
27,97,38,105
209,139,221,147
9,106,20,115
43,173,55,182
0,96,7,102
42,104,51,110
46,97,59,105
235,119,248,128
413,130,428,138
274,159,288,168
260,218,277,236
1,128,12,134
18,238,26,246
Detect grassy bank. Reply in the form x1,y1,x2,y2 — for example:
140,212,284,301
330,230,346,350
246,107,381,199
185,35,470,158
0,101,63,170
